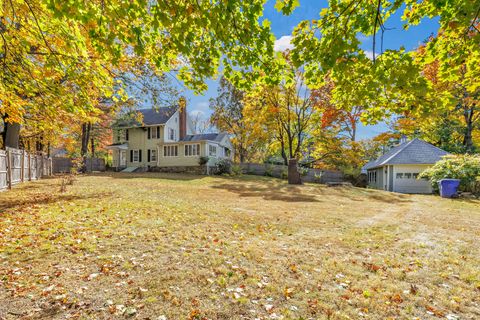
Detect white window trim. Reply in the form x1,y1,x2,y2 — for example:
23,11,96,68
163,145,179,157
132,150,140,163
209,144,217,157
150,149,157,162
151,127,159,139
168,128,176,141
184,144,200,157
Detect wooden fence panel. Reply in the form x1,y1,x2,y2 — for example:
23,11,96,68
35,156,42,180
23,152,30,181
52,157,106,173
0,150,7,191
30,155,37,180
7,148,23,185
239,163,344,184
0,148,52,191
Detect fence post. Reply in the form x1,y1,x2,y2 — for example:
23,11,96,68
28,153,32,181
20,150,24,182
6,149,12,190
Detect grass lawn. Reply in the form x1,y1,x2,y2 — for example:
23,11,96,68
0,173,479,320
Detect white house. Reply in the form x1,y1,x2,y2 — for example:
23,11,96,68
107,106,233,171
363,138,449,194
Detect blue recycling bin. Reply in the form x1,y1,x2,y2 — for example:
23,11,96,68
438,179,460,198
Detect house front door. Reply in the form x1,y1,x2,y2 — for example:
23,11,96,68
120,150,127,167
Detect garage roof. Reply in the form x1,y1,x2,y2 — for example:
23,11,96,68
363,138,449,170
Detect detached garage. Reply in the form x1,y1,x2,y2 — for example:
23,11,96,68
363,138,449,194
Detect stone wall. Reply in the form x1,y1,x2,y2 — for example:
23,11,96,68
149,165,207,175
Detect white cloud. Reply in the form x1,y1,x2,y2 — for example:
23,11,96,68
194,101,209,111
364,50,380,60
274,35,294,52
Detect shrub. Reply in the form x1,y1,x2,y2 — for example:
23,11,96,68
198,156,209,166
264,165,274,177
280,168,288,179
231,164,243,176
213,158,233,175
314,172,323,183
341,166,366,187
419,154,480,194
298,167,309,176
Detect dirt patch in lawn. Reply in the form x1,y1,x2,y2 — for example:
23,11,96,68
1,173,479,319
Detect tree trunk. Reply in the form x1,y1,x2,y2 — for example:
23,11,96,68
463,107,474,153
80,123,91,172
91,137,95,158
288,158,302,185
36,134,44,153
281,148,288,166
4,122,21,149
238,142,245,163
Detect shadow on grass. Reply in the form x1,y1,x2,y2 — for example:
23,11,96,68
212,181,320,202
330,186,414,204
0,191,114,213
95,172,205,181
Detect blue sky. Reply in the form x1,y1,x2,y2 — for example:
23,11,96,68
185,1,439,139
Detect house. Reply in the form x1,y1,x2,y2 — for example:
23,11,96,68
107,106,233,171
363,138,448,194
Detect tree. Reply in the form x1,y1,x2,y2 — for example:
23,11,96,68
191,113,212,134
244,54,318,183
274,0,480,127
412,33,479,153
1,0,274,150
209,77,262,163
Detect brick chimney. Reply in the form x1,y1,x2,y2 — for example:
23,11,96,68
178,97,187,140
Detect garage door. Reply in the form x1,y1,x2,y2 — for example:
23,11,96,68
394,171,432,194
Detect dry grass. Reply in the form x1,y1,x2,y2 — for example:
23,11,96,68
0,173,479,320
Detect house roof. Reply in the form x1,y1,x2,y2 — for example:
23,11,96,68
115,107,177,127
180,133,228,143
363,138,449,170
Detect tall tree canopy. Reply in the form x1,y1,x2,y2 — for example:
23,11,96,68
0,0,275,149
270,0,480,124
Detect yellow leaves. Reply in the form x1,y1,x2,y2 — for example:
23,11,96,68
283,287,294,299
288,263,297,273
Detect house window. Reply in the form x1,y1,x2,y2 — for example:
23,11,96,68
168,128,175,140
396,173,403,179
117,129,126,142
412,173,419,179
163,145,178,157
151,149,157,162
368,171,377,183
209,145,217,156
132,150,140,162
149,126,159,139
185,144,200,156
405,173,412,179
225,148,231,157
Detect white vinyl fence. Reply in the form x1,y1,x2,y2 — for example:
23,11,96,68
0,147,52,191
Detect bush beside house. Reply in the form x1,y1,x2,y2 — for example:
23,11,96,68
419,155,480,194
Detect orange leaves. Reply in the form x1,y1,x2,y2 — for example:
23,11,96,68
388,293,404,304
362,262,383,273
426,305,445,317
